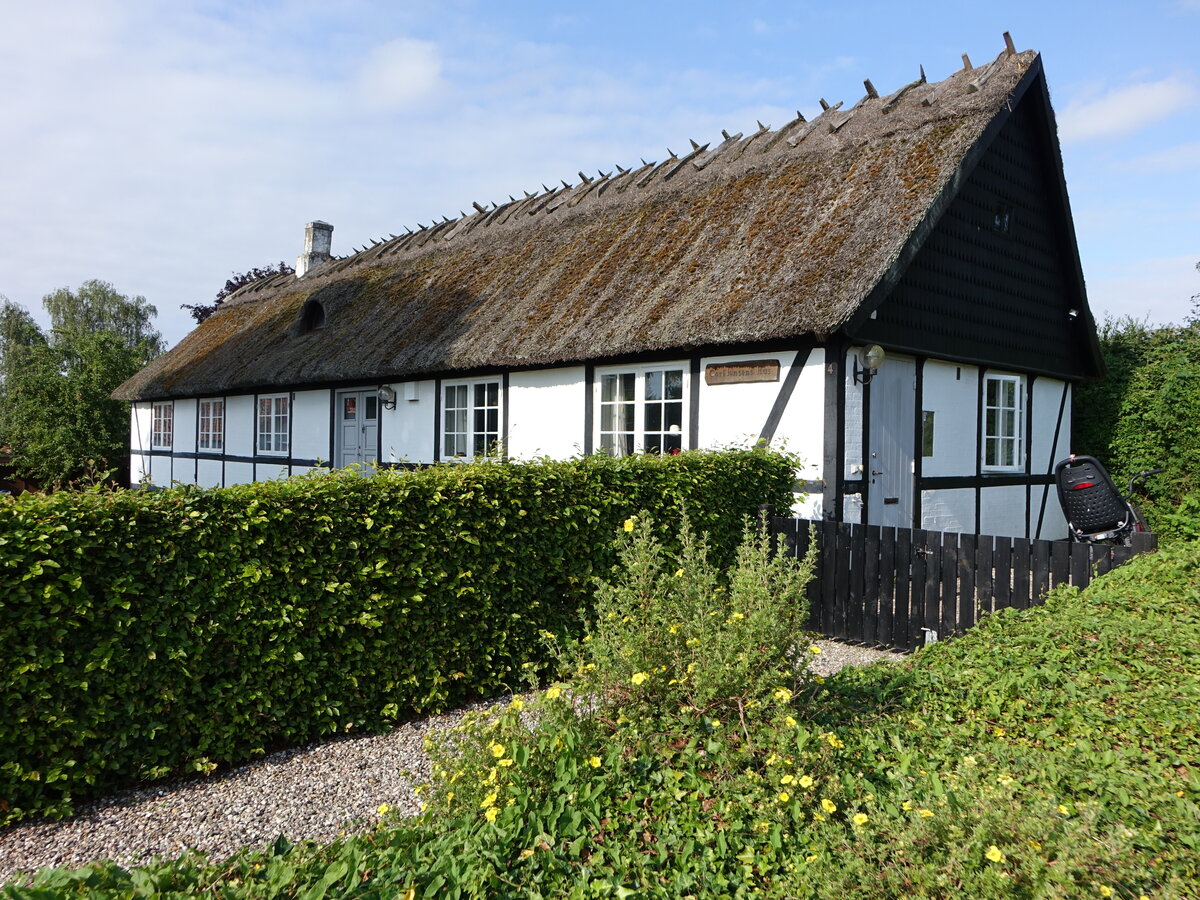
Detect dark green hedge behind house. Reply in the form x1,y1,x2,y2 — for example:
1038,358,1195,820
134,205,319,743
0,449,794,825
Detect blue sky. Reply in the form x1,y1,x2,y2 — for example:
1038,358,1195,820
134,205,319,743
1,0,1197,347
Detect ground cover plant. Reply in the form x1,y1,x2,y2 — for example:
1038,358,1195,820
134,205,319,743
7,525,1199,898
0,449,793,825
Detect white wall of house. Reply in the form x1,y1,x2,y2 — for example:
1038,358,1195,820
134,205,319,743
921,361,979,478
225,396,255,459
292,390,331,463
508,367,586,459
125,348,1071,542
196,458,223,489
921,488,975,532
381,379,437,463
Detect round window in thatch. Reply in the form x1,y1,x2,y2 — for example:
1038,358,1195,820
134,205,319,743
300,299,326,332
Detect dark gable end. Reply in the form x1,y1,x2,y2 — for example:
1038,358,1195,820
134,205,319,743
115,44,1099,402
852,58,1103,380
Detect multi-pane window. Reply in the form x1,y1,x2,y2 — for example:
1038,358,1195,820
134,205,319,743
983,374,1023,471
598,367,685,456
199,399,224,451
151,402,173,449
257,394,290,454
443,381,500,458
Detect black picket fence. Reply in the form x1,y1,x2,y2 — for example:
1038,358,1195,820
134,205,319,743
769,518,1157,652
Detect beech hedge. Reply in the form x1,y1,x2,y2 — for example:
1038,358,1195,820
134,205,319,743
0,449,794,825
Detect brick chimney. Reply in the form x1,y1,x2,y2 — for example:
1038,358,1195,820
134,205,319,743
296,221,333,277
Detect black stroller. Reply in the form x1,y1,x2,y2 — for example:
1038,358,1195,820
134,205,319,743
1053,455,1163,545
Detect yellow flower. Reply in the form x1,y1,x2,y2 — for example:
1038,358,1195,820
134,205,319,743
852,813,869,826
901,800,914,811
985,845,1005,864
589,756,602,768
631,671,649,686
780,774,795,785
798,775,814,789
668,623,681,634
756,821,771,833
1097,887,1112,898
498,758,514,767
824,733,844,748
814,675,826,684
519,848,534,860
491,743,506,758
730,612,745,620
376,803,391,816
919,809,934,818
446,791,454,802
994,726,1006,736
623,517,636,532
784,716,797,727
809,645,822,654
674,568,685,577
778,792,791,803
765,754,779,766
480,790,498,809
773,687,793,702
484,806,499,822
545,685,562,700
821,798,837,814
509,697,524,710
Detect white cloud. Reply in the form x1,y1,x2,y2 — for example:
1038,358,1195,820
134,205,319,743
1059,76,1199,143
1122,140,1200,173
1086,255,1200,326
356,37,444,110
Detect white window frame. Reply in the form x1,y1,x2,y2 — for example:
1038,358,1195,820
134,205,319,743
256,394,290,455
982,373,1024,472
594,362,688,457
151,402,173,450
441,379,502,460
198,398,225,452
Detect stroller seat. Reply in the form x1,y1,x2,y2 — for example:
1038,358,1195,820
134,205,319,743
1055,456,1132,538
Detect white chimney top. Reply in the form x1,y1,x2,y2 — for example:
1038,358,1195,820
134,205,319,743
296,221,333,277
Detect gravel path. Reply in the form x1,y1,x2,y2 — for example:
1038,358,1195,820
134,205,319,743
0,640,903,885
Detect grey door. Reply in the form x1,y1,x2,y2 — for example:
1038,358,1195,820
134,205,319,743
337,390,378,469
867,357,915,528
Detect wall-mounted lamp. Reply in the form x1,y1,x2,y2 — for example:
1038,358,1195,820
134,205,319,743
853,344,886,385
378,385,397,410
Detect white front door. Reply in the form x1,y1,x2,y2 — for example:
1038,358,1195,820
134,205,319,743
867,357,916,528
337,390,378,469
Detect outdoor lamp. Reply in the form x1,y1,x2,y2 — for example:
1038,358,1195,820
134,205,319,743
378,385,398,410
853,344,886,385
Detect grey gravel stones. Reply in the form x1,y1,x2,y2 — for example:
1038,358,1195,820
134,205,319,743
0,640,902,885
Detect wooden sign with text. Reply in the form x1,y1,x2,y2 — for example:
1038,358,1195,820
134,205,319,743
704,360,781,386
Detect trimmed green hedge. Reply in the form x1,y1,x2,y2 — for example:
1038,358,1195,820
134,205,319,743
0,449,794,825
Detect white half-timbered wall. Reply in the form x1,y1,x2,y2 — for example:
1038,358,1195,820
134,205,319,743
129,344,1070,539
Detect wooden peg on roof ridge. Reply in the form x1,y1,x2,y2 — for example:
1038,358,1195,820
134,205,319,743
721,129,731,140
819,98,830,111
598,169,610,178
542,184,552,192
472,201,487,213
1003,32,1016,55
919,64,927,83
961,53,972,71
561,179,572,189
756,119,768,132
864,79,878,99
616,164,628,174
689,138,700,150
577,171,593,184
667,148,677,158
796,110,806,121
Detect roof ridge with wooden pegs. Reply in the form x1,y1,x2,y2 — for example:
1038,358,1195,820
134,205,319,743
329,33,1029,268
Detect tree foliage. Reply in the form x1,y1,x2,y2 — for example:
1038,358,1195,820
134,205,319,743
1073,266,1200,535
0,281,163,486
181,261,294,323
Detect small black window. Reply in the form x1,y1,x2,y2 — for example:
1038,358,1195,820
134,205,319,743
992,205,1013,234
300,300,326,332
922,411,935,458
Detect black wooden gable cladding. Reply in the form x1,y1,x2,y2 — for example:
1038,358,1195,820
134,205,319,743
854,67,1100,381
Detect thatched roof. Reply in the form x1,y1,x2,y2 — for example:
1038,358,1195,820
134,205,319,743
117,44,1052,401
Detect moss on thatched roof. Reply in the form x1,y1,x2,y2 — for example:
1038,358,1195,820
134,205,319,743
117,46,1048,401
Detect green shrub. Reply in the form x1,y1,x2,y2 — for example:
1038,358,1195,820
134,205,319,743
10,536,1200,898
0,449,795,825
